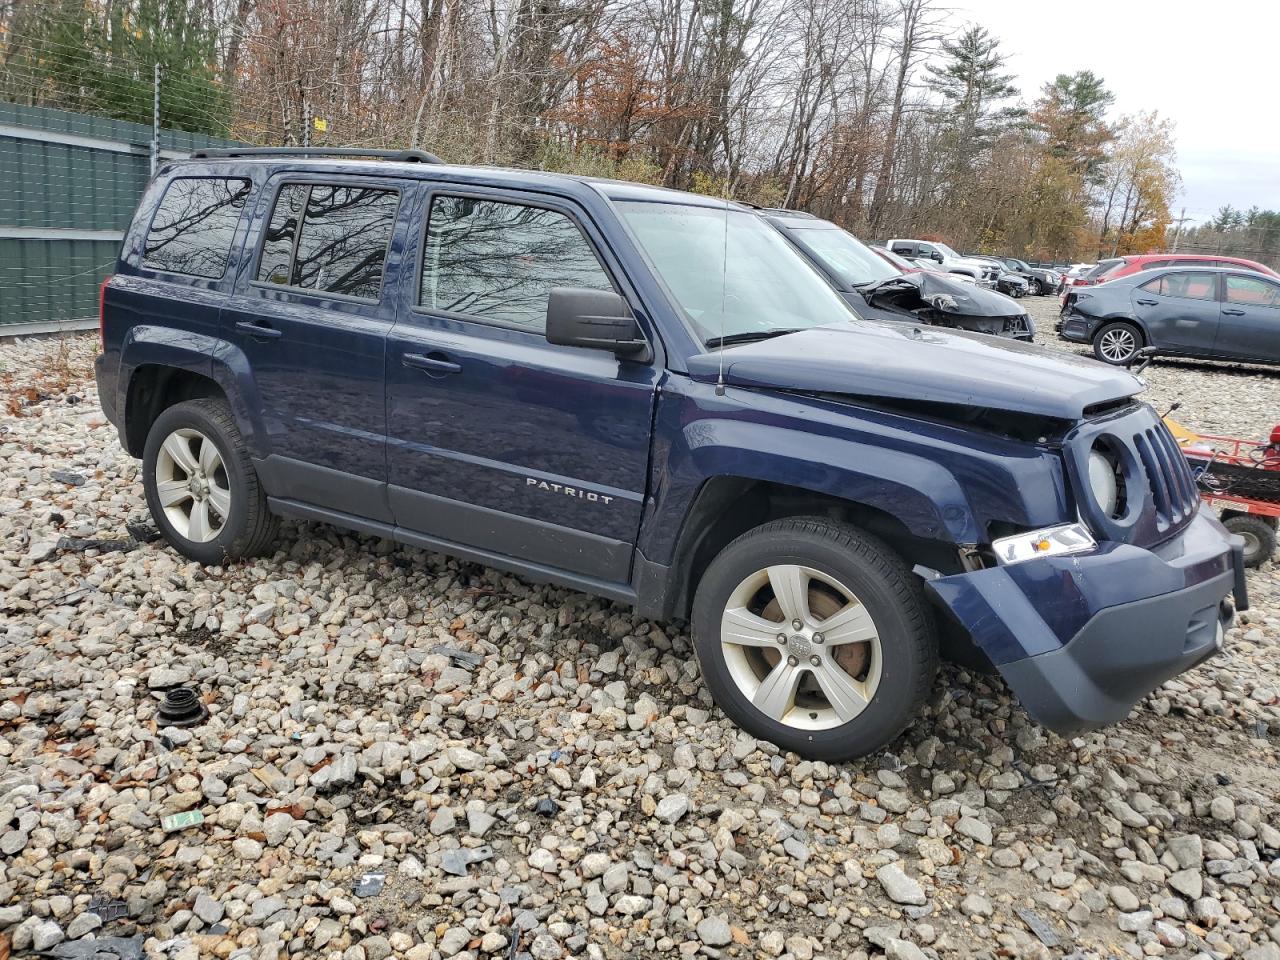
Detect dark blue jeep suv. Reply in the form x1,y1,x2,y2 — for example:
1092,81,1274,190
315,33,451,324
94,149,1247,760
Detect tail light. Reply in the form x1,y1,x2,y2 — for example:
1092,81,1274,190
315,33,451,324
98,275,113,350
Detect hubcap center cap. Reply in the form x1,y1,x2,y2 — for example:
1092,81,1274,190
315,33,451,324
788,634,812,658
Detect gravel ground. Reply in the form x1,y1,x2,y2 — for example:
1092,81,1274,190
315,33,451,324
1,319,1279,960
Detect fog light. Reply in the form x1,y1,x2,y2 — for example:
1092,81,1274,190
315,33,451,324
992,523,1097,565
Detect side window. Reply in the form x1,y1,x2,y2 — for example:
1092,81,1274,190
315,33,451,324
143,177,250,278
891,242,915,256
256,183,399,299
418,196,614,332
1146,271,1218,301
1226,275,1280,307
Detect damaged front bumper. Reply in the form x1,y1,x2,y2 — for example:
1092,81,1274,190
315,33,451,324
925,507,1246,735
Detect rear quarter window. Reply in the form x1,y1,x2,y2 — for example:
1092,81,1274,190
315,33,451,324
142,177,251,279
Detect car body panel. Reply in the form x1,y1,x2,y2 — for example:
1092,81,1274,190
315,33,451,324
95,155,1244,738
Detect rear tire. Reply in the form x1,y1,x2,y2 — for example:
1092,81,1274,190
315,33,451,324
1092,321,1144,365
1030,278,1044,296
142,399,277,564
691,517,938,761
1222,513,1276,568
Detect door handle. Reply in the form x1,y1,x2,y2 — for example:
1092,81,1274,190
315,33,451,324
402,352,461,375
236,320,282,340
1135,298,1158,306
1223,308,1245,316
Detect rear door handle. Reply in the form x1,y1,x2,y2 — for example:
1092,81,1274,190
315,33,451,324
1222,308,1245,316
236,320,282,340
1135,298,1158,306
402,352,461,375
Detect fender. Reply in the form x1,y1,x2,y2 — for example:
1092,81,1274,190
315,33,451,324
120,325,270,460
639,378,1073,569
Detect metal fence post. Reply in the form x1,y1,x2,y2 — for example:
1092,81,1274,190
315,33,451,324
151,63,161,175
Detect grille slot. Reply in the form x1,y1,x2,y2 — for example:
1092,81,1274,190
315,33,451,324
1136,422,1198,532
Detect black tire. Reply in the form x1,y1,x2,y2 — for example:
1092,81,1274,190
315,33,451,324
142,398,277,564
1222,513,1276,568
691,517,938,761
1092,321,1144,365
1029,278,1043,296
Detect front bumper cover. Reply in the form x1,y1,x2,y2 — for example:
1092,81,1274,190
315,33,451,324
926,508,1245,735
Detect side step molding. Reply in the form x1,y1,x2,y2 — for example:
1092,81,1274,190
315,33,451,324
267,497,638,606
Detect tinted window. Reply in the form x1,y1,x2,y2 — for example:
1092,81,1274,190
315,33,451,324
1087,259,1122,280
257,184,399,299
257,184,308,285
419,196,613,331
143,177,250,278
1142,272,1218,301
1226,275,1280,307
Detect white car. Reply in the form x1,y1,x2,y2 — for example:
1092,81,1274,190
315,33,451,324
887,239,1001,286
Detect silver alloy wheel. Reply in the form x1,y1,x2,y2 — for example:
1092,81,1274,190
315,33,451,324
720,565,883,730
1240,529,1262,564
154,428,230,543
1099,327,1137,362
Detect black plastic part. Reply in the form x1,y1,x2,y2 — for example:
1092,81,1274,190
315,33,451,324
534,797,560,817
997,570,1233,735
157,687,209,728
190,147,443,164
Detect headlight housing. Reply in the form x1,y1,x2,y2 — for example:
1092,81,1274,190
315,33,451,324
992,523,1097,565
1088,444,1122,517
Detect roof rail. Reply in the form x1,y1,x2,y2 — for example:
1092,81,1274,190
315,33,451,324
189,147,443,164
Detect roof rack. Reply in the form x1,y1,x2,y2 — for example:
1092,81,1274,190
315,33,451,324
189,147,443,164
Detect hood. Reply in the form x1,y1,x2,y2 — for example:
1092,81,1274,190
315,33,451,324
687,319,1143,420
881,271,1023,317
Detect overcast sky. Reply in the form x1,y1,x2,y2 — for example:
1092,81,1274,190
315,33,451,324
948,0,1279,225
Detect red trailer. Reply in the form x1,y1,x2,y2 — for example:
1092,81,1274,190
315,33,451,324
1168,421,1280,567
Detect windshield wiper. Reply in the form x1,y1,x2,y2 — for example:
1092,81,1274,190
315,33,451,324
704,328,806,349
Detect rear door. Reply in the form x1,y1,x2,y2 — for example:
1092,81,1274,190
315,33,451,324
222,174,407,520
1130,270,1221,354
1214,273,1280,361
384,185,660,583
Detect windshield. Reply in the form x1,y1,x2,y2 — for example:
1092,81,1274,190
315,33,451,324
617,201,856,344
786,224,899,287
932,241,961,259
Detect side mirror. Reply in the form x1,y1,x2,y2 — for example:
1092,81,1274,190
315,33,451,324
930,251,944,263
546,288,649,360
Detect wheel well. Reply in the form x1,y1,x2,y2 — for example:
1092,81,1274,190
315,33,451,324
124,366,226,456
664,477,966,620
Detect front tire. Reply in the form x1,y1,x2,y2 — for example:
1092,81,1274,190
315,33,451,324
691,518,938,761
142,399,277,564
1030,278,1044,296
1092,321,1143,365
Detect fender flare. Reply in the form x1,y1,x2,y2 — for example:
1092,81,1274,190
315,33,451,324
120,325,270,459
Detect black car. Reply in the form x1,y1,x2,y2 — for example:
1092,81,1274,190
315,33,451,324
1058,266,1280,365
992,257,1061,297
764,212,1034,340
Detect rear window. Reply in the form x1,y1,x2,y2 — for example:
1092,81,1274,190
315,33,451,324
142,177,251,279
1088,259,1123,280
1139,271,1218,301
256,183,400,299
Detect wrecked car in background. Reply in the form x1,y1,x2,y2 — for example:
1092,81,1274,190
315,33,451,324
764,210,1034,340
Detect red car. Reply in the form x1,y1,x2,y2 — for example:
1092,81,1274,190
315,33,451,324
1075,253,1278,289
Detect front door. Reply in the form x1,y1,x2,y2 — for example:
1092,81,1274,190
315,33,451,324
1130,270,1220,354
385,188,659,583
1214,273,1280,362
222,176,407,519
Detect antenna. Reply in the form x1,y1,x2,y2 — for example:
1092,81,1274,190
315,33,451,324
715,184,730,397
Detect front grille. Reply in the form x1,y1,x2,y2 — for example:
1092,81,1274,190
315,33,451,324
1134,422,1199,533
1068,403,1201,546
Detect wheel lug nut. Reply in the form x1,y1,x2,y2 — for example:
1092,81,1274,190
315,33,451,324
792,620,803,630
810,655,821,666
813,633,824,644
777,634,787,643
787,656,798,666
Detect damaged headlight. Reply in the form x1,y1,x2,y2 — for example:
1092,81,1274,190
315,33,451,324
930,293,959,311
991,523,1097,565
1088,447,1120,516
